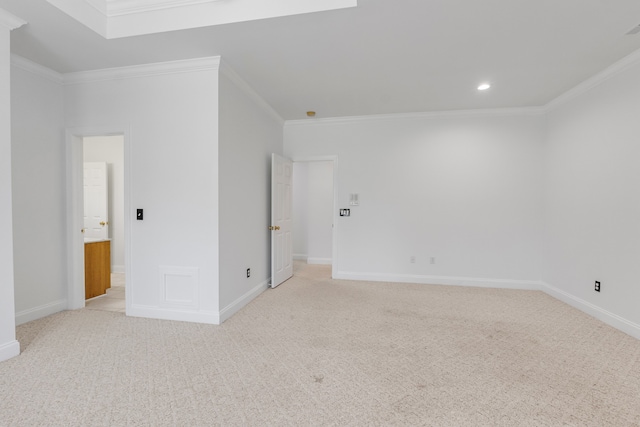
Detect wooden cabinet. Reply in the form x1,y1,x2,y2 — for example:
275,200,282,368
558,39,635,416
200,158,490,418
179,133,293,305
85,240,111,299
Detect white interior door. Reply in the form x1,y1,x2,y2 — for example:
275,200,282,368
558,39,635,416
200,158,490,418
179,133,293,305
83,162,109,240
271,153,293,288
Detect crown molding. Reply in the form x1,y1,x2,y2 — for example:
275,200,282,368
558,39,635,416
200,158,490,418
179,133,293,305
0,8,26,30
219,60,284,126
106,0,219,17
546,47,640,111
11,54,64,85
285,106,546,128
63,56,221,85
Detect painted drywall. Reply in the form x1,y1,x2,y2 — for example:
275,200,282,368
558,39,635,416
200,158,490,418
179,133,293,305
10,58,66,325
292,161,333,263
64,60,221,322
83,135,125,272
0,17,19,362
285,113,545,287
292,162,309,258
217,64,283,317
543,58,640,328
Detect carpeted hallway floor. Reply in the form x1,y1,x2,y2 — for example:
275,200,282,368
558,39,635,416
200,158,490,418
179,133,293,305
1,262,639,426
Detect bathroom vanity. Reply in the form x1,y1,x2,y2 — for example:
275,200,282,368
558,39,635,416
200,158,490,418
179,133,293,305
84,238,111,299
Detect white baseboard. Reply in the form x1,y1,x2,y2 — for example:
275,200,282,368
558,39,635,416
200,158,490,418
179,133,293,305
0,340,20,362
334,271,542,290
219,278,270,323
307,257,332,265
541,282,640,340
127,305,221,325
293,254,307,261
128,278,271,325
15,299,67,326
111,265,125,273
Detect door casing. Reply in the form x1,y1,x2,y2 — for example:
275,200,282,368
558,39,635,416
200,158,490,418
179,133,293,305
65,126,131,310
291,155,338,278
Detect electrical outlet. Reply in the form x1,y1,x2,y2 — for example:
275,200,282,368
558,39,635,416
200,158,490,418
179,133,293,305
430,257,435,265
247,268,251,278
410,256,416,264
595,281,600,292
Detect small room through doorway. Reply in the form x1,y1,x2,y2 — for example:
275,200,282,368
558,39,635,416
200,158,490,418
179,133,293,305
292,160,335,272
82,135,126,312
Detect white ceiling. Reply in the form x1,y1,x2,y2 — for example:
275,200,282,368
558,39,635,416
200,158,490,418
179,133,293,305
2,0,640,120
45,0,357,38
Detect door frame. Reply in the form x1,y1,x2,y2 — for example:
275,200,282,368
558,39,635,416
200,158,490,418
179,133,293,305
291,155,338,278
65,126,131,311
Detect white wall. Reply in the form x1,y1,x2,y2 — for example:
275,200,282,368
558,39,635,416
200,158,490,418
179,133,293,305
292,162,309,259
292,161,333,264
0,13,21,362
285,113,545,287
65,59,221,323
11,57,66,325
543,57,640,330
83,135,125,272
217,63,283,318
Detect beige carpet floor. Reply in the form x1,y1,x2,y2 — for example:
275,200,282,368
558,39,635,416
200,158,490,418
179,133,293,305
1,262,640,426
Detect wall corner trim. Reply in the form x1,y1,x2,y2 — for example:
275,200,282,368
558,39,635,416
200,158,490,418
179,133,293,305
545,47,640,111
219,59,284,125
0,340,20,363
0,8,26,30
15,299,67,326
63,56,221,85
11,54,64,85
540,282,640,340
219,278,270,323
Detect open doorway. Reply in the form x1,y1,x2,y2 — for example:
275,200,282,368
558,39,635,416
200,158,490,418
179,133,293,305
66,127,130,313
83,136,125,312
292,157,337,277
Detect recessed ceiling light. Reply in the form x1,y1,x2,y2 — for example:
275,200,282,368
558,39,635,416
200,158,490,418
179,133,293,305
306,111,316,117
477,83,491,91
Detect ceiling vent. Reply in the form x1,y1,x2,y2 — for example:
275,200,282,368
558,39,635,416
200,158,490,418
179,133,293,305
625,24,640,35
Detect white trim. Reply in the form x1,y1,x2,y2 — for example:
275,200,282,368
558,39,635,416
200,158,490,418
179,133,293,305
293,254,308,261
0,340,20,362
15,300,66,326
546,47,640,111
541,282,640,340
307,257,332,265
290,156,339,280
111,264,125,273
63,56,221,85
106,0,219,17
285,107,546,128
10,54,63,84
219,59,284,126
65,126,132,313
0,9,26,30
128,304,220,324
219,278,270,323
334,271,543,291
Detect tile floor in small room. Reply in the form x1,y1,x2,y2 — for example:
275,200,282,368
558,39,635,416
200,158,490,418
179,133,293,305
85,273,125,313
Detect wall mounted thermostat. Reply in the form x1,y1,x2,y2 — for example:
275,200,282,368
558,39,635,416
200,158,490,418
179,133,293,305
340,209,351,217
